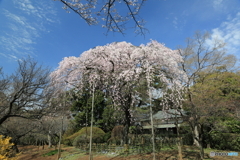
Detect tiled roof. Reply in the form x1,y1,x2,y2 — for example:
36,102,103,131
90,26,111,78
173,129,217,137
153,109,187,119
139,109,187,121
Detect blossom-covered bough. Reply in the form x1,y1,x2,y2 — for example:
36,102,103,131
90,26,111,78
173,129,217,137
55,0,147,35
51,41,187,158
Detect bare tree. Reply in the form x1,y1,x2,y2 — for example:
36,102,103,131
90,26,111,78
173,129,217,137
56,0,147,35
0,117,39,152
178,31,238,159
0,57,52,125
0,68,9,91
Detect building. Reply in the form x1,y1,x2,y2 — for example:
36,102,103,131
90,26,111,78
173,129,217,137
137,109,188,134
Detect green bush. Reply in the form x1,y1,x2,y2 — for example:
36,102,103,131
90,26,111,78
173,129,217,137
62,125,78,146
42,149,63,157
225,119,240,133
69,127,105,147
210,132,240,151
62,137,72,146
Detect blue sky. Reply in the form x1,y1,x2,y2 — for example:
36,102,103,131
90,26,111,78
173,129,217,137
0,0,240,74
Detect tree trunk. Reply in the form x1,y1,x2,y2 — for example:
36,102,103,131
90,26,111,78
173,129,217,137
42,141,45,150
146,61,156,160
123,113,130,153
199,143,204,160
199,125,204,159
56,131,62,160
176,123,183,160
57,116,64,160
177,137,183,160
207,143,210,149
12,143,19,153
193,125,200,147
89,84,95,160
48,131,52,148
192,123,204,159
121,92,132,152
149,101,156,160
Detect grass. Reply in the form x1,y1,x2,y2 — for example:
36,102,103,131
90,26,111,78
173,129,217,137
42,149,64,157
61,153,85,160
19,144,240,160
160,145,176,151
59,148,89,160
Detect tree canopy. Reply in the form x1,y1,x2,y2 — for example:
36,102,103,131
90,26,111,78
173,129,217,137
51,41,187,147
178,31,238,159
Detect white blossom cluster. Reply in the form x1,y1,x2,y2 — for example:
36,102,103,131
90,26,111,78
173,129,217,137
51,41,188,122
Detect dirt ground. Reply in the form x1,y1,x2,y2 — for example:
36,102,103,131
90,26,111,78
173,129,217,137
17,145,240,160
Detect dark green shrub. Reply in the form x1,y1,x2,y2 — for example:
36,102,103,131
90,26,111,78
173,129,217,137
62,137,72,146
70,127,105,147
210,132,240,151
103,132,111,142
62,125,78,146
42,149,63,157
182,133,193,145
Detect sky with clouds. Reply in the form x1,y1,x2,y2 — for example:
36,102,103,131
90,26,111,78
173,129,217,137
0,0,240,74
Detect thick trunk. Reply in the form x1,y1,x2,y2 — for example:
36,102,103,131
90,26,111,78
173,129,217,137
42,141,45,150
122,93,132,152
187,85,204,159
123,125,129,152
193,125,200,147
177,138,183,160
176,123,183,160
123,120,130,150
123,108,131,152
199,125,204,160
199,143,204,160
192,124,204,159
48,131,52,148
207,143,211,149
12,143,19,153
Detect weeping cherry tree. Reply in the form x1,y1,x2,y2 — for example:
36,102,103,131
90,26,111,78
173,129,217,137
50,41,187,155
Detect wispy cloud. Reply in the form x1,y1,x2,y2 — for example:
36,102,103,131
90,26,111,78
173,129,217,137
209,12,240,58
172,17,178,29
175,0,240,24
213,0,224,11
0,0,59,60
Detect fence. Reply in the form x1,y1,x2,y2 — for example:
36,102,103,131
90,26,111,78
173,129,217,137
77,143,124,153
75,134,189,154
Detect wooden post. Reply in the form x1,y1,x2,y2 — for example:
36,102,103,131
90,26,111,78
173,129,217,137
57,116,63,160
89,82,95,160
146,62,156,160
56,131,62,160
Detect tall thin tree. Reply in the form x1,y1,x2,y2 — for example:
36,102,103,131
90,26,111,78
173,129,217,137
146,61,156,160
89,81,95,160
